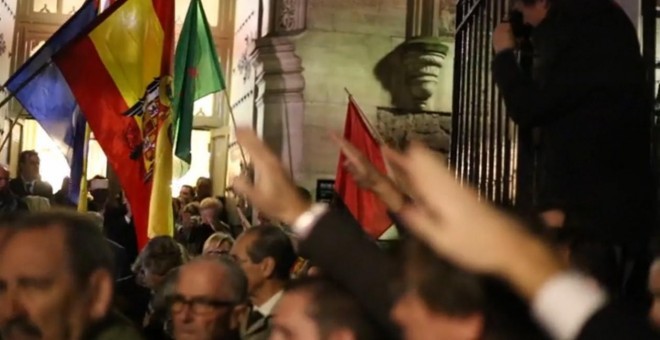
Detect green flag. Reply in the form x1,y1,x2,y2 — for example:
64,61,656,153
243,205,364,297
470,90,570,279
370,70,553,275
173,0,225,169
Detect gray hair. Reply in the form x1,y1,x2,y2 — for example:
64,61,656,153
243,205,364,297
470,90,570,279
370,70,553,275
191,255,248,303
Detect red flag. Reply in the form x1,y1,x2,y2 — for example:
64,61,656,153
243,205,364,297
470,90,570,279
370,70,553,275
335,97,392,238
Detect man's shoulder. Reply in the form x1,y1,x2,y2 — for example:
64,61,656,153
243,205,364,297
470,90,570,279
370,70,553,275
36,180,52,190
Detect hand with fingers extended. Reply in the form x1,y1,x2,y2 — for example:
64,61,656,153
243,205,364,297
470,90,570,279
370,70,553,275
231,128,312,226
382,142,564,300
331,133,406,212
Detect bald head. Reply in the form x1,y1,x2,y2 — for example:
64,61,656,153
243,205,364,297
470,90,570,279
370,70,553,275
173,256,247,340
177,257,247,303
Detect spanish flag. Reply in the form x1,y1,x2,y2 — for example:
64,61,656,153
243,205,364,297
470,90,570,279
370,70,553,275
54,0,175,248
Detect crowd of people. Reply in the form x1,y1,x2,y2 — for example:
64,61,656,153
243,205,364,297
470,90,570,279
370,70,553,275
0,0,658,339
0,126,658,339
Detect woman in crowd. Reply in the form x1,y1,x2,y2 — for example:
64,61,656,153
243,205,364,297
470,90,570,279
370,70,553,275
202,231,235,256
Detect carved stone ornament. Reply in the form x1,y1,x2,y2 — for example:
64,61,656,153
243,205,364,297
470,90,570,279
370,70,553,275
237,34,256,83
376,108,451,155
0,34,7,57
374,37,448,111
402,37,448,110
273,0,306,35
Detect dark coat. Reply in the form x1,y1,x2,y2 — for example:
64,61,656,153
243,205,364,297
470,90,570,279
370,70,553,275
493,0,654,247
9,177,53,199
104,206,139,265
298,208,400,339
0,191,28,215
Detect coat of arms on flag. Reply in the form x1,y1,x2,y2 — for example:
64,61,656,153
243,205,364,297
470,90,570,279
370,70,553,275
123,77,173,182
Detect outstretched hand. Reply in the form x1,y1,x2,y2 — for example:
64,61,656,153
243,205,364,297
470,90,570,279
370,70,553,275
382,142,563,298
231,128,311,226
331,132,406,212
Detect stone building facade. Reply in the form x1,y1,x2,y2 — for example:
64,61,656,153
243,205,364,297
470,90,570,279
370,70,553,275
229,0,456,192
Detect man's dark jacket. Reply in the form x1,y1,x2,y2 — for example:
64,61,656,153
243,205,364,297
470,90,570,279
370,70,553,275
493,0,654,247
8,177,53,199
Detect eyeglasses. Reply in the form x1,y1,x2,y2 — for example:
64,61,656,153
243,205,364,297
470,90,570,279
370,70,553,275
169,294,237,315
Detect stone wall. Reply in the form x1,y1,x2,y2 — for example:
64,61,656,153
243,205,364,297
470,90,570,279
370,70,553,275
295,0,455,188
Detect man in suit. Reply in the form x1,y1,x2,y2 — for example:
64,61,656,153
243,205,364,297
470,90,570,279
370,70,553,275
230,225,296,340
9,150,53,199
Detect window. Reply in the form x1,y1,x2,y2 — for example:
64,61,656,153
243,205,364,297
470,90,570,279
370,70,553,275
171,130,211,197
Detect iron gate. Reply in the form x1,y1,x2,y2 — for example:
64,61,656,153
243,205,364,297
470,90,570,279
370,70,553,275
450,0,526,207
451,0,658,210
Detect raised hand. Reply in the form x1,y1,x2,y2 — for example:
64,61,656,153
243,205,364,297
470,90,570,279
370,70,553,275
331,132,388,190
382,142,563,299
331,133,406,212
231,128,311,226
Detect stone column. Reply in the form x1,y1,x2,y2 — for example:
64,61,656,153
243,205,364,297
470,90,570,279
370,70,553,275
253,0,306,181
406,0,440,38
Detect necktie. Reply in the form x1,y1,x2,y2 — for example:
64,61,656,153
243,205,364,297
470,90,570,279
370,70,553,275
25,182,33,194
247,308,264,329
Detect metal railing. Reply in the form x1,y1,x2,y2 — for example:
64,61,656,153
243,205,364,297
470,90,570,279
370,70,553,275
451,0,524,206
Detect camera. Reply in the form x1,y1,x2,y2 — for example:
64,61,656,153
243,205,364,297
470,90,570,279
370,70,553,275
508,10,532,40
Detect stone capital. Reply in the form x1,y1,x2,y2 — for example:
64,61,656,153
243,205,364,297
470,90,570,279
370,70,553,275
272,0,307,35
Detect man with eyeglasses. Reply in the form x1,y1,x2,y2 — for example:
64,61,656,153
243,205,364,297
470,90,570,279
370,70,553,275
171,256,247,340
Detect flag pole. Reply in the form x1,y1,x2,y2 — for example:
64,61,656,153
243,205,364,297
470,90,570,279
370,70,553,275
343,87,385,144
0,109,24,152
77,123,91,212
74,0,108,213
0,60,58,153
282,97,294,178
222,91,248,166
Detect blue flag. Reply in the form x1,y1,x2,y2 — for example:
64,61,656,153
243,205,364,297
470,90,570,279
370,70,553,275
5,0,98,203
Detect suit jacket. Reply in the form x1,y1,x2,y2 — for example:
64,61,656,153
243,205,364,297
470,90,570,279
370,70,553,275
577,304,660,340
298,208,400,339
240,306,272,340
104,206,139,264
9,178,53,199
0,192,28,215
106,239,131,281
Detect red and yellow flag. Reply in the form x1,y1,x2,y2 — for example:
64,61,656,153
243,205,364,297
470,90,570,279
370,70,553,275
54,0,175,248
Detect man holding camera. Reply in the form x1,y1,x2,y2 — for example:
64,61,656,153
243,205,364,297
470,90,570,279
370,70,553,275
492,0,654,301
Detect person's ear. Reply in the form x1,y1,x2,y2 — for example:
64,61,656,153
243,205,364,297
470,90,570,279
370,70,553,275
260,257,276,278
88,269,114,320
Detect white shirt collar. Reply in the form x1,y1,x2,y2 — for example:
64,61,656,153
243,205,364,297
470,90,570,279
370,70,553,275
255,290,283,317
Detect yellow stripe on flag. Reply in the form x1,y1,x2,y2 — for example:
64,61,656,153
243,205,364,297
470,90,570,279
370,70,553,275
89,0,165,107
148,79,174,238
